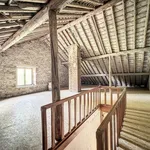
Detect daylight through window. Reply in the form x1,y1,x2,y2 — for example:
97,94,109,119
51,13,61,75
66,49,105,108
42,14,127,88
17,67,36,87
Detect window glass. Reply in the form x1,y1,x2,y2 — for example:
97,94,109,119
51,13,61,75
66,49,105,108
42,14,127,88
17,67,35,87
17,68,25,86
25,69,32,85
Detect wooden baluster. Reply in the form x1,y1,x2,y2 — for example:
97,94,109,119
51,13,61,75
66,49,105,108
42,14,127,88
68,100,71,132
113,113,116,150
94,91,96,109
87,93,89,115
96,90,98,107
79,96,81,122
74,98,77,127
120,101,122,130
41,108,47,150
84,94,86,118
110,117,113,150
111,89,113,105
51,107,56,148
61,104,64,139
97,132,104,150
90,91,92,112
94,91,96,108
96,89,98,106
116,108,119,146
117,88,120,100
105,127,108,150
99,88,101,105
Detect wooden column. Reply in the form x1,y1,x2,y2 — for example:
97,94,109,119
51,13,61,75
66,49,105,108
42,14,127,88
49,9,63,141
69,44,81,92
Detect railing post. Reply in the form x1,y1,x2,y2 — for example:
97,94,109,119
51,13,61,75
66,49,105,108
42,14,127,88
41,108,47,150
113,113,116,150
51,107,56,148
110,117,113,150
96,130,104,150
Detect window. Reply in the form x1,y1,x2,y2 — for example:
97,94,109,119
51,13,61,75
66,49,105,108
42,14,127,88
17,66,36,87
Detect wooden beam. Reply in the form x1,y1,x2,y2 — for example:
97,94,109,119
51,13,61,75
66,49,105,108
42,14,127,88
1,0,121,52
66,2,95,10
60,8,89,14
57,13,82,18
82,73,150,77
79,0,103,6
91,15,106,54
0,22,23,29
17,2,42,11
102,10,112,53
62,48,150,64
57,0,122,33
83,48,150,61
15,0,48,3
0,5,37,12
0,32,13,38
0,27,19,34
0,0,76,52
49,9,62,141
143,0,150,47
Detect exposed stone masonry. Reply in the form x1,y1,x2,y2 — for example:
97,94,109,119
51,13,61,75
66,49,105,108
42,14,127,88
0,39,68,99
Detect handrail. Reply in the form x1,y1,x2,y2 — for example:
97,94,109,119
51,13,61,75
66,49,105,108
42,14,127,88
41,86,123,150
96,88,127,150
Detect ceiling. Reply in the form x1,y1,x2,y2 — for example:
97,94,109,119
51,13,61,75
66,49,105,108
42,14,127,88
44,0,150,87
0,0,107,45
0,0,150,87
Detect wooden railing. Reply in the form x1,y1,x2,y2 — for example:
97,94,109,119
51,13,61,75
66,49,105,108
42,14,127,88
96,88,126,150
41,86,123,150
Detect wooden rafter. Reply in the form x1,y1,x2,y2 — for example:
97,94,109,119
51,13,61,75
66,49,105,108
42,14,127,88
62,48,150,64
83,48,150,61
82,72,150,77
0,0,82,52
66,2,95,10
143,0,150,47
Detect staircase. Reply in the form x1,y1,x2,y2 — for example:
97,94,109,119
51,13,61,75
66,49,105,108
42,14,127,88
118,109,150,150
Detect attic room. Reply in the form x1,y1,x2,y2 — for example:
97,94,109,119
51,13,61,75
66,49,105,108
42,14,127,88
0,0,150,150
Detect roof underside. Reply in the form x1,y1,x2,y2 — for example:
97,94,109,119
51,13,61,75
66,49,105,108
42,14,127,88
44,0,150,87
0,0,150,87
0,0,106,44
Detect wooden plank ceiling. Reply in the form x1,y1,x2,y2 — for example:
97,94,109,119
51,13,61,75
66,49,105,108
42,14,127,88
0,0,150,87
0,0,105,45
44,0,150,87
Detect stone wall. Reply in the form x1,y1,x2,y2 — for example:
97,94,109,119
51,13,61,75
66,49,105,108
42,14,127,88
0,39,68,99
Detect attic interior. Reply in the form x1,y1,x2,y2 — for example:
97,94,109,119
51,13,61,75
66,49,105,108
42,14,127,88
0,0,150,150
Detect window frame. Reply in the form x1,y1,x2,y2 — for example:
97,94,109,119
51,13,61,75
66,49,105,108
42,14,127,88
16,66,36,88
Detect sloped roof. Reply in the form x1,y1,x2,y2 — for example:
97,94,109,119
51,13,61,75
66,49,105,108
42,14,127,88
0,0,106,46
0,0,150,86
44,0,150,86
